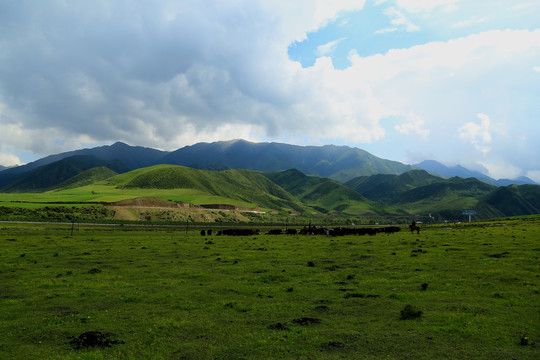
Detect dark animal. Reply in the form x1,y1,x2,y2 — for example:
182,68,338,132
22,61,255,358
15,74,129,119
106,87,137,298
200,230,206,236
221,229,260,236
409,224,420,234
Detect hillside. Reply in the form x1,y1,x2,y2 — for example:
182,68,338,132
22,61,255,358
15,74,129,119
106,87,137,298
0,155,129,192
52,167,118,190
345,170,443,203
106,165,309,213
263,169,400,216
0,140,415,188
345,171,540,220
479,185,540,217
162,139,414,182
388,177,496,219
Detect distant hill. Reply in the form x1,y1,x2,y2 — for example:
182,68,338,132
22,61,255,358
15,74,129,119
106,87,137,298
263,169,401,215
0,142,168,184
53,166,118,190
107,164,310,213
495,176,538,186
389,177,497,220
0,155,129,192
479,185,540,217
344,170,443,203
162,139,414,182
414,160,537,186
393,177,496,205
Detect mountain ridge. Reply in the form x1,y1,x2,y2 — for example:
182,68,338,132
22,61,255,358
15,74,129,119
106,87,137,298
414,160,537,186
0,140,535,191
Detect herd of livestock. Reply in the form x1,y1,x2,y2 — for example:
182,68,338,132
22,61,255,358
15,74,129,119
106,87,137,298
201,225,405,237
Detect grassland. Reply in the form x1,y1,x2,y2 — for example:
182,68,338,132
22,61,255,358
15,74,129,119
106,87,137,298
0,217,538,359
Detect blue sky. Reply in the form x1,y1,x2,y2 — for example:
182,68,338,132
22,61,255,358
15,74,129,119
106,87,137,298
289,0,540,68
1,0,539,181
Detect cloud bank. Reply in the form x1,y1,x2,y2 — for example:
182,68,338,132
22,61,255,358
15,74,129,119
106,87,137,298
0,1,539,182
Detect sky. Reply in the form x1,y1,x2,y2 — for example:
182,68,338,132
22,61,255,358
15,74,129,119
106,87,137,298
0,0,539,181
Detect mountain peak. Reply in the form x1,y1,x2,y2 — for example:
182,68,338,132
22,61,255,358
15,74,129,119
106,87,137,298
110,141,130,147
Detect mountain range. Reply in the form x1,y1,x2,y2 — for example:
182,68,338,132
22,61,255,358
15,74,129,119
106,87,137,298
2,139,535,186
413,160,537,186
0,140,538,221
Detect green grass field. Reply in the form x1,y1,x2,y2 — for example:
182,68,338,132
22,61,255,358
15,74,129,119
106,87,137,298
0,185,259,208
0,217,538,359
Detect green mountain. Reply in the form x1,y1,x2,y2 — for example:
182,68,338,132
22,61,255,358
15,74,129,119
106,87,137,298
107,165,309,213
345,170,443,203
479,185,540,217
0,140,414,188
388,177,500,219
162,139,414,182
1,155,129,192
263,169,402,216
346,171,540,220
53,166,118,190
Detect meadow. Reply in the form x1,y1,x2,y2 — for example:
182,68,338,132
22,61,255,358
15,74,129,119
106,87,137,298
0,217,538,359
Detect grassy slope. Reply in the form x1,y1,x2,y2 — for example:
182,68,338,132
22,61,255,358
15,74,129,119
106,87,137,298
391,177,497,218
0,156,129,193
0,165,308,213
52,167,118,190
480,185,540,217
345,170,443,203
0,218,538,359
106,165,309,212
263,169,402,215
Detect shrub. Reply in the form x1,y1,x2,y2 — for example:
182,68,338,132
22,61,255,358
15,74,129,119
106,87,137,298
400,304,423,320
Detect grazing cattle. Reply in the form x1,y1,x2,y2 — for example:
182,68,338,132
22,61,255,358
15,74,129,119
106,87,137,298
409,224,420,234
381,226,401,234
219,229,260,236
266,229,283,235
207,229,212,236
200,230,206,236
285,229,298,235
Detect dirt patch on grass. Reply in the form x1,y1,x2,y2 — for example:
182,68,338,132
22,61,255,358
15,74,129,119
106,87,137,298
111,197,179,208
110,207,138,221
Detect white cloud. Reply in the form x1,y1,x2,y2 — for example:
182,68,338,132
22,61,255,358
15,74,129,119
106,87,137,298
316,37,347,56
375,27,398,34
526,170,540,184
395,0,458,13
395,113,430,139
452,16,486,29
480,161,521,181
0,151,22,167
385,7,420,32
534,66,540,72
458,113,492,156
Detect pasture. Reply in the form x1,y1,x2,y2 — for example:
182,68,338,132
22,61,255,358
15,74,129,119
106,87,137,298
0,218,538,359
